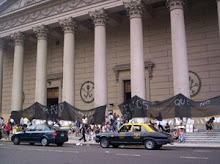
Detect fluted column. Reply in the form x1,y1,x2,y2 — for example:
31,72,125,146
89,9,108,107
0,40,5,114
11,32,25,111
33,25,48,106
167,0,190,97
217,0,220,37
124,0,146,99
59,18,77,106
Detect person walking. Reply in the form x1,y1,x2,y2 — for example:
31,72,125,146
206,117,215,135
79,124,87,142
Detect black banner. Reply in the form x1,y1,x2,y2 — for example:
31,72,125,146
119,94,220,120
11,102,106,125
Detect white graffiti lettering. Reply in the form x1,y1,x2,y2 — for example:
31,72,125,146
200,100,210,107
175,99,190,106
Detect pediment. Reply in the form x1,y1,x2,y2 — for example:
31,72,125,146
0,0,44,15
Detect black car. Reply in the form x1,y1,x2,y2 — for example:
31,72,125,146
11,124,68,146
95,123,173,150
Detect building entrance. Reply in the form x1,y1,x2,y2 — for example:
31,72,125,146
47,87,59,107
124,80,131,101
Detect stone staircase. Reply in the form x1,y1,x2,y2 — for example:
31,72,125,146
184,132,220,143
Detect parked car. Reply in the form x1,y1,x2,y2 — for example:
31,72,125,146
11,124,68,146
95,123,173,150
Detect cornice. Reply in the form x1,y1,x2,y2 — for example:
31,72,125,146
89,9,108,27
0,0,105,32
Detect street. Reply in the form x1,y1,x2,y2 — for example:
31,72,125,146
0,142,220,164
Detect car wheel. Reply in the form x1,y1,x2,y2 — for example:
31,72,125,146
41,138,49,146
100,138,110,148
13,137,20,145
144,140,156,150
56,142,64,146
112,144,119,148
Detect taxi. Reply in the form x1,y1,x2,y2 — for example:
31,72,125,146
95,123,173,150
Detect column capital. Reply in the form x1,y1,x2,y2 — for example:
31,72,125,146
89,9,108,27
0,39,5,51
167,0,187,11
59,17,77,34
33,25,49,40
11,32,25,46
124,0,144,19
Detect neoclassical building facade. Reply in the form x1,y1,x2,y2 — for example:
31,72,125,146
0,0,220,120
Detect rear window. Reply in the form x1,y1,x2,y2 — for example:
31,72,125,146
148,124,158,132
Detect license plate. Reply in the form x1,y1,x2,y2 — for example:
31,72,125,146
61,133,64,137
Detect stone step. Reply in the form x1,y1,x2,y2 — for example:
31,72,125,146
185,140,220,143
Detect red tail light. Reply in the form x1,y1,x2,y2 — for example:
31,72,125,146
52,131,57,137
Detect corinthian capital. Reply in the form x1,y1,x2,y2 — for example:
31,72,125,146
0,39,5,51
59,17,77,34
33,25,49,40
89,9,108,27
11,32,25,46
124,0,144,19
167,0,187,11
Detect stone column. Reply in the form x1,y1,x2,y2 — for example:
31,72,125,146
124,0,146,99
11,32,25,111
89,9,108,107
59,18,77,106
0,40,5,114
167,0,190,97
33,25,48,106
217,0,220,37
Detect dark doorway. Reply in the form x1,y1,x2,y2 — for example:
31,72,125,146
124,80,131,101
47,87,59,107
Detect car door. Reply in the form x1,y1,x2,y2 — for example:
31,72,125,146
34,125,46,142
131,125,144,144
117,125,133,144
23,125,36,142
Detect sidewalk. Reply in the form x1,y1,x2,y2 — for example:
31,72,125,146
67,134,220,148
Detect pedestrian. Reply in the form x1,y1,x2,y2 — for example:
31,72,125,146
9,116,15,130
165,123,171,133
178,128,185,143
172,129,179,141
108,113,114,125
79,124,87,142
74,118,81,137
4,123,11,140
0,117,4,127
82,116,88,129
206,117,215,134
158,123,165,132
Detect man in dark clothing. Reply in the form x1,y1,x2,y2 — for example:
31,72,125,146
79,124,87,142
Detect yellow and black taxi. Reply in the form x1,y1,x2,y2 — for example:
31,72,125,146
95,123,173,150
11,124,68,146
